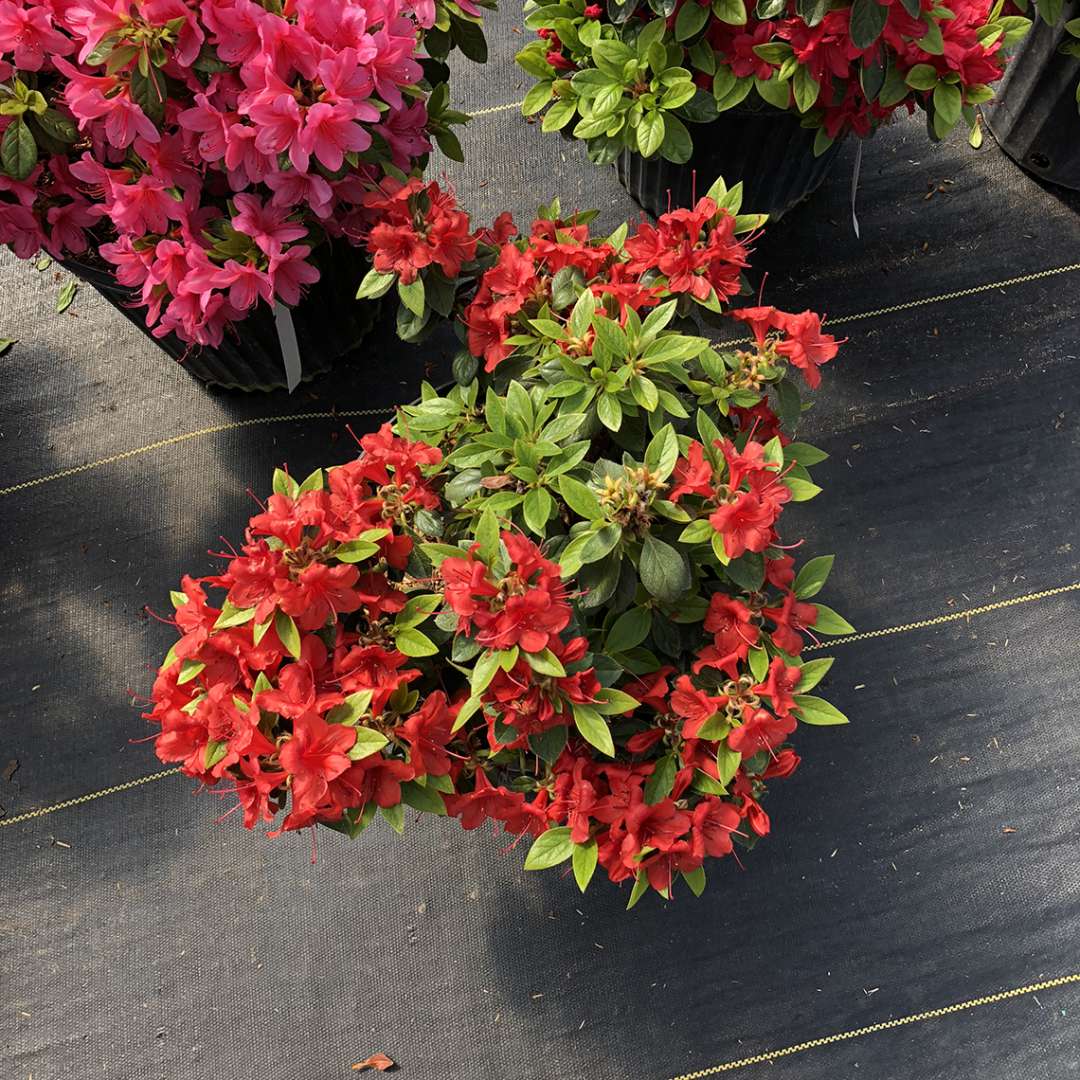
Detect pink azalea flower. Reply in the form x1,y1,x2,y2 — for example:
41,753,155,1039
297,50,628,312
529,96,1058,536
297,101,371,172
110,175,180,235
45,198,96,256
265,167,333,219
268,244,320,305
62,0,128,64
0,1,73,70
231,193,307,255
217,258,274,311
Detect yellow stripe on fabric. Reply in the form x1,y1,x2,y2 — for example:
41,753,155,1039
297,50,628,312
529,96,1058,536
669,972,1080,1079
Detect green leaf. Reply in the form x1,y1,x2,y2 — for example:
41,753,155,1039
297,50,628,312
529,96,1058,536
596,392,623,431
636,110,666,158
129,64,167,126
55,278,77,314
606,606,652,653
573,703,615,756
793,65,820,112
470,649,503,695
812,604,856,635
529,724,568,763
542,98,577,132
644,754,677,804
850,0,888,48
356,267,396,300
558,475,603,520
626,869,650,909
523,486,554,534
717,742,741,786
793,554,834,599
525,647,567,676
394,627,439,657
569,287,596,337
712,0,747,23
675,0,710,38
784,477,822,501
381,802,405,833
395,593,442,629
748,646,769,682
581,522,623,564
573,839,599,891
451,694,484,733
644,424,678,480
593,687,640,715
400,779,448,815
347,727,391,759
213,601,256,630
523,826,574,869
639,534,691,602
682,866,707,896
918,20,945,55
475,508,500,565
725,551,765,593
398,276,426,316
796,657,834,692
327,690,374,726
905,62,939,91
204,740,228,769
297,468,324,494
933,81,962,131
793,694,849,725
522,79,555,115
177,659,205,685
783,441,829,467
274,610,301,659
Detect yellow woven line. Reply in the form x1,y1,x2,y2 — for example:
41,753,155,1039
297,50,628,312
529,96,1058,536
0,407,393,498
803,581,1080,653
669,972,1080,1079
471,100,523,116
0,768,182,828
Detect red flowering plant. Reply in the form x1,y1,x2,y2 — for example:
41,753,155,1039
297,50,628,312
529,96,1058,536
0,0,491,347
515,0,1031,163
146,185,856,906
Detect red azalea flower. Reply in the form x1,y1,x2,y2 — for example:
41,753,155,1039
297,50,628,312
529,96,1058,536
669,440,715,502
727,704,796,757
670,675,728,739
693,594,758,678
709,490,778,559
774,309,840,388
753,656,802,717
762,591,819,654
278,710,358,820
396,691,454,777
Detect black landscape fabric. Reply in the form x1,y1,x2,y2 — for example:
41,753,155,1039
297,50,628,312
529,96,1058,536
2,6,1079,1077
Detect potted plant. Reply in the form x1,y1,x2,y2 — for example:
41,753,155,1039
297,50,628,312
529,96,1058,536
145,187,855,904
516,0,1030,219
0,0,489,390
985,0,1080,189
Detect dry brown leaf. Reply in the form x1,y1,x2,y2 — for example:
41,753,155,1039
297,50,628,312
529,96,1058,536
351,1052,395,1072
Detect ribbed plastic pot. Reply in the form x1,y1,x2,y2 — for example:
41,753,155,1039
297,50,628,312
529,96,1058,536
63,241,383,392
985,0,1080,191
614,105,844,220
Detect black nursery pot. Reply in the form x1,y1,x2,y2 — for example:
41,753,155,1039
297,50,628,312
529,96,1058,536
986,0,1080,192
615,103,844,221
64,241,383,392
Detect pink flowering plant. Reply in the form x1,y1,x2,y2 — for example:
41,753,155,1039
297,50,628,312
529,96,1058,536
0,0,491,347
146,187,856,905
515,0,1031,164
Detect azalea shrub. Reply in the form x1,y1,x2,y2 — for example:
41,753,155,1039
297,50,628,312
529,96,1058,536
146,188,856,904
515,0,1032,164
0,0,490,346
